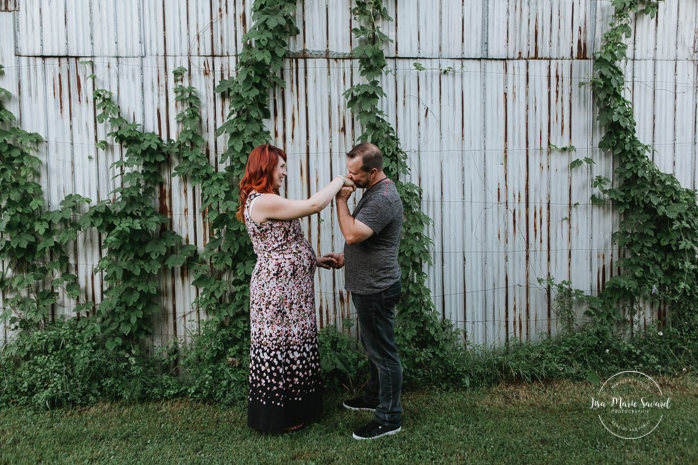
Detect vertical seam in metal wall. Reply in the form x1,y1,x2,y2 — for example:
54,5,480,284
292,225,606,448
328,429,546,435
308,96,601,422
482,0,488,58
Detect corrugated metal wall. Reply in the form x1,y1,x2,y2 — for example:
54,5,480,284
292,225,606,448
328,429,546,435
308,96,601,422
1,1,697,349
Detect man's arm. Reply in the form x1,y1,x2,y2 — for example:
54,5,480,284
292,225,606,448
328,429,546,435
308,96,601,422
336,187,374,245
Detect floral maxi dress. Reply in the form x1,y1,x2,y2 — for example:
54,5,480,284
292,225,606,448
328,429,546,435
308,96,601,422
244,192,323,431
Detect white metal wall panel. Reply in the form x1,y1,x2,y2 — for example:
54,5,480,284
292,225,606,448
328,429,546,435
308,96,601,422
41,0,69,57
0,12,17,342
15,0,43,56
65,0,93,57
415,61,443,321
656,0,679,61
16,0,144,57
65,58,102,313
326,58,355,326
440,59,465,332
189,1,215,57
486,0,509,59
2,1,696,348
114,0,144,58
234,0,253,56
568,59,595,325
528,59,550,339
92,0,118,57
301,0,327,55
674,61,697,190
142,0,165,57
548,59,572,333
482,59,508,347
653,61,677,176
460,61,487,344
418,0,441,58
164,0,190,57
211,0,239,57
676,1,698,60
395,0,419,57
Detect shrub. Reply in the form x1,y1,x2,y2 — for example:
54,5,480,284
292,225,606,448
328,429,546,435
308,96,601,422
0,318,168,409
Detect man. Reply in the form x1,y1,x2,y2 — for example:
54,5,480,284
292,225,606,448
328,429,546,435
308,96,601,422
324,142,404,440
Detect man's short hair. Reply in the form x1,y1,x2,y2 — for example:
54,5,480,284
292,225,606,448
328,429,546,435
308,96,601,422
347,142,383,172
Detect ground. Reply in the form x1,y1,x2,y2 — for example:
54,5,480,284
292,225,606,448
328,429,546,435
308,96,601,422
1,377,696,464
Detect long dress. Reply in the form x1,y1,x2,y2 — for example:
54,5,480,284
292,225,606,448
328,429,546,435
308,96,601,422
244,192,323,431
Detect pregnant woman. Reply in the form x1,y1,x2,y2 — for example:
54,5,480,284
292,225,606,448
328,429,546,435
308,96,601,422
236,144,354,432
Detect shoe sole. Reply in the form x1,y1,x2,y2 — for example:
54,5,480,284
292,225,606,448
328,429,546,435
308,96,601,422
353,426,401,440
342,402,376,412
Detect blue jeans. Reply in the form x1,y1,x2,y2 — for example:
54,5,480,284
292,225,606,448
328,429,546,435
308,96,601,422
352,280,403,427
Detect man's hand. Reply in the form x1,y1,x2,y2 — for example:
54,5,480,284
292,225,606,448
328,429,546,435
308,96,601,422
336,185,355,201
322,252,345,269
316,256,338,269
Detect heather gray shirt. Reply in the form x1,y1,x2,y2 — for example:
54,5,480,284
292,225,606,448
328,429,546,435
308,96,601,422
344,179,403,295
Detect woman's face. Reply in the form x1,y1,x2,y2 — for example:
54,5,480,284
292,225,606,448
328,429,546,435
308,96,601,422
273,157,287,189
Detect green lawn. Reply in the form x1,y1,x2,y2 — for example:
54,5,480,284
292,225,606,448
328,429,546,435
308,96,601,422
1,377,697,464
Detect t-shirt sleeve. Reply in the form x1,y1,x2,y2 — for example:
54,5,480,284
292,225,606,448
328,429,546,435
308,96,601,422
355,192,395,234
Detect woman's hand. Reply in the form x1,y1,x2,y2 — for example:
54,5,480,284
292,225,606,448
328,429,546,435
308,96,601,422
342,176,356,188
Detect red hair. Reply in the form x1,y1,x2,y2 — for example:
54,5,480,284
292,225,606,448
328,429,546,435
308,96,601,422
236,144,287,222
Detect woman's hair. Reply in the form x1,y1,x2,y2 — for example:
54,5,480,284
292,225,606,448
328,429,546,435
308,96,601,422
236,144,287,222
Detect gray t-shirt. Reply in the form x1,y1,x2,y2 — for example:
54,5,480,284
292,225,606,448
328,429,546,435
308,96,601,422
344,179,403,294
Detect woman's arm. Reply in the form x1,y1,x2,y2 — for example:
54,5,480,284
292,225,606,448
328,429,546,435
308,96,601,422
250,176,355,223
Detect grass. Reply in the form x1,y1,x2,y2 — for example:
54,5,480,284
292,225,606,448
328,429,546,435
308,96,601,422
1,377,697,465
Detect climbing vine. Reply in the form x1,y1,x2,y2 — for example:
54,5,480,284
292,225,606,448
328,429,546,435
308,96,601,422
81,88,195,349
172,66,214,185
191,0,300,323
346,1,449,360
589,0,698,326
0,64,89,334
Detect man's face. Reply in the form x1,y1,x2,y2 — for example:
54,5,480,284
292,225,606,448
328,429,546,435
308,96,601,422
346,156,374,188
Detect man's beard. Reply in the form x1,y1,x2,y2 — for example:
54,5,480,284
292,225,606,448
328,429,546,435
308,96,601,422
354,178,369,188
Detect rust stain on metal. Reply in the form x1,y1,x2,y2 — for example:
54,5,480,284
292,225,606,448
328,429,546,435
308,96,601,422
576,36,587,59
0,1,19,12
273,94,279,138
75,60,83,101
596,253,606,292
58,73,64,114
183,184,189,217
578,13,588,59
158,184,170,216
533,17,539,59
318,299,324,329
533,206,538,241
240,0,247,33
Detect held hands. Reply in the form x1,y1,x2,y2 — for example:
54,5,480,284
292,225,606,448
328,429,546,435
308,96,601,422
316,256,338,269
336,184,355,201
320,252,344,269
340,176,356,188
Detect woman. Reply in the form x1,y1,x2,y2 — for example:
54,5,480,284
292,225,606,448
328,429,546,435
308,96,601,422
237,144,354,432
